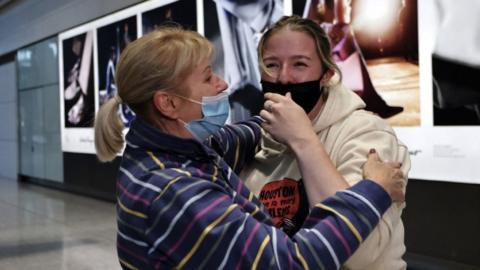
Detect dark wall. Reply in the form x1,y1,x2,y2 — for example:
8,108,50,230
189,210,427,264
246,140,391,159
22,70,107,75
63,152,119,201
403,179,480,267
22,153,119,202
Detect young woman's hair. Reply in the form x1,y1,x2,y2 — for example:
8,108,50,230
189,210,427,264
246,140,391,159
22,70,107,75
94,27,214,162
257,15,342,82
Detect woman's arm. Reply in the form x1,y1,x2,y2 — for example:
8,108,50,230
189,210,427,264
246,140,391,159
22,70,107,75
260,93,405,206
260,93,348,206
208,116,264,174
331,113,410,269
144,173,392,270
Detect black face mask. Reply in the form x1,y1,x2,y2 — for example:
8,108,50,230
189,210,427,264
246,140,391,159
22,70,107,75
260,79,323,113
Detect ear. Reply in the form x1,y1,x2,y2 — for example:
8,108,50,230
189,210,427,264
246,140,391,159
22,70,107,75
321,69,334,85
152,91,181,119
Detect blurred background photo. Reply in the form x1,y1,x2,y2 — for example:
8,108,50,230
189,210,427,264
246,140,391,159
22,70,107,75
295,0,419,126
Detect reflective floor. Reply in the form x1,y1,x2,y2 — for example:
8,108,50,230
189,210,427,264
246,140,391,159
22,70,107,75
0,178,119,269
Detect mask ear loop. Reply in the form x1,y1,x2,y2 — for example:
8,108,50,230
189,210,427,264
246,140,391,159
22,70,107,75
166,93,198,129
169,93,202,105
177,117,197,139
177,118,187,125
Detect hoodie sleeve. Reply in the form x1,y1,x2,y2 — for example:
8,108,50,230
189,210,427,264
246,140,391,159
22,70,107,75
332,111,410,270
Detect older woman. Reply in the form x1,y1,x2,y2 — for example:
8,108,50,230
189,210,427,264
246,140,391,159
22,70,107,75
241,16,410,270
94,26,404,269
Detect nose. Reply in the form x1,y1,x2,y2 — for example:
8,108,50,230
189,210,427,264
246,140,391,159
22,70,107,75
278,65,293,84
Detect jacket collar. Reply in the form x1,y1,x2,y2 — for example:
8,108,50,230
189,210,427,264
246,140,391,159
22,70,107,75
126,118,217,160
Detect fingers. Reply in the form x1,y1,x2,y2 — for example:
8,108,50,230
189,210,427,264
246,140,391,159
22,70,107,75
391,189,406,203
260,121,271,132
259,108,273,122
367,148,380,162
264,100,275,113
392,181,406,202
394,168,404,179
264,92,288,103
264,92,300,112
389,161,402,169
390,168,406,202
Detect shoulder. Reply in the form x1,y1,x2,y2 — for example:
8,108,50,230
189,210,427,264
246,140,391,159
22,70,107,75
340,109,396,137
323,109,405,161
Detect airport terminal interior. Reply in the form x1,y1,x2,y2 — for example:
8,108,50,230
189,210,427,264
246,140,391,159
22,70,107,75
0,0,479,269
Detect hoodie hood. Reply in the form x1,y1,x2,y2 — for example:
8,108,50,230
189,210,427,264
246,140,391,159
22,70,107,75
312,82,365,132
256,82,365,161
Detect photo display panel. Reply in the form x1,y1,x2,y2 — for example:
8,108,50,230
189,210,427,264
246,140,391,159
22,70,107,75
59,0,197,154
291,0,480,183
57,0,480,183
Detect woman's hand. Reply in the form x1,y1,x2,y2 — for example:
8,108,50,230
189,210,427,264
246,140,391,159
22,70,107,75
261,92,349,205
260,92,317,151
363,149,406,202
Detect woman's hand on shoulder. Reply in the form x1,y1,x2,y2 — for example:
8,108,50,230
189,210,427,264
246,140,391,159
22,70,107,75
362,149,405,202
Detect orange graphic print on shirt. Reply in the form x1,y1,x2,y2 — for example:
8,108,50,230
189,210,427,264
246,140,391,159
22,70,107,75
258,178,307,228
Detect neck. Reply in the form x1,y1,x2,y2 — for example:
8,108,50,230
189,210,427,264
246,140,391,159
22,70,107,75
308,94,326,121
149,115,194,140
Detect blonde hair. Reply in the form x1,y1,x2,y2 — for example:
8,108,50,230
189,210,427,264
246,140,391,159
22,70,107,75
94,27,214,162
257,15,342,84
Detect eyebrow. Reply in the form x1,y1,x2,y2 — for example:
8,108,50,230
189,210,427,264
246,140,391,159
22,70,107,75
290,55,311,61
263,55,312,61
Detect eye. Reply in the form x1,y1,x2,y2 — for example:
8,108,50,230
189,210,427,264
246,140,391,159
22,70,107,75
294,62,308,67
265,62,279,70
204,72,213,83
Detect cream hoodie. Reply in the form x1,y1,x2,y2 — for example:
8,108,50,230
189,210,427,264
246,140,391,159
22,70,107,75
241,83,410,270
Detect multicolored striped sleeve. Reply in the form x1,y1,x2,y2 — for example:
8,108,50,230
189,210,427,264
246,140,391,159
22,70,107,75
145,176,391,270
208,116,263,174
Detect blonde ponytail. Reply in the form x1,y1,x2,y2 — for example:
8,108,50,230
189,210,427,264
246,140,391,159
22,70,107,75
94,96,124,162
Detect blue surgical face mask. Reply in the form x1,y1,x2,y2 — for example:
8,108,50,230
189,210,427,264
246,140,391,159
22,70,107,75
177,92,230,141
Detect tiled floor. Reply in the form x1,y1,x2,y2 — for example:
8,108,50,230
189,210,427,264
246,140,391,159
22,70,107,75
0,178,119,269
3,178,479,270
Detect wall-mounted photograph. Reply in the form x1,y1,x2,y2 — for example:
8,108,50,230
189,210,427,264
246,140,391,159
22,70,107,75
62,31,95,128
142,0,197,35
97,16,137,126
204,0,284,122
295,0,419,126
432,0,480,126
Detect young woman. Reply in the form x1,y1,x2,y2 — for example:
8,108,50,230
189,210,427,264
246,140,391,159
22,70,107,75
241,16,410,270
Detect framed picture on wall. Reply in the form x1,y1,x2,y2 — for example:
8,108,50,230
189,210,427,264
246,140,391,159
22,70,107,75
141,0,197,34
97,16,137,127
61,31,95,128
294,0,419,126
203,0,284,122
432,0,480,126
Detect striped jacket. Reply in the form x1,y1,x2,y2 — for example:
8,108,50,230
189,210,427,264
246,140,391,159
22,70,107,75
116,117,391,270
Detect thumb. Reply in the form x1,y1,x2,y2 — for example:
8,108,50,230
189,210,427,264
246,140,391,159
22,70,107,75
285,92,292,99
367,148,380,162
